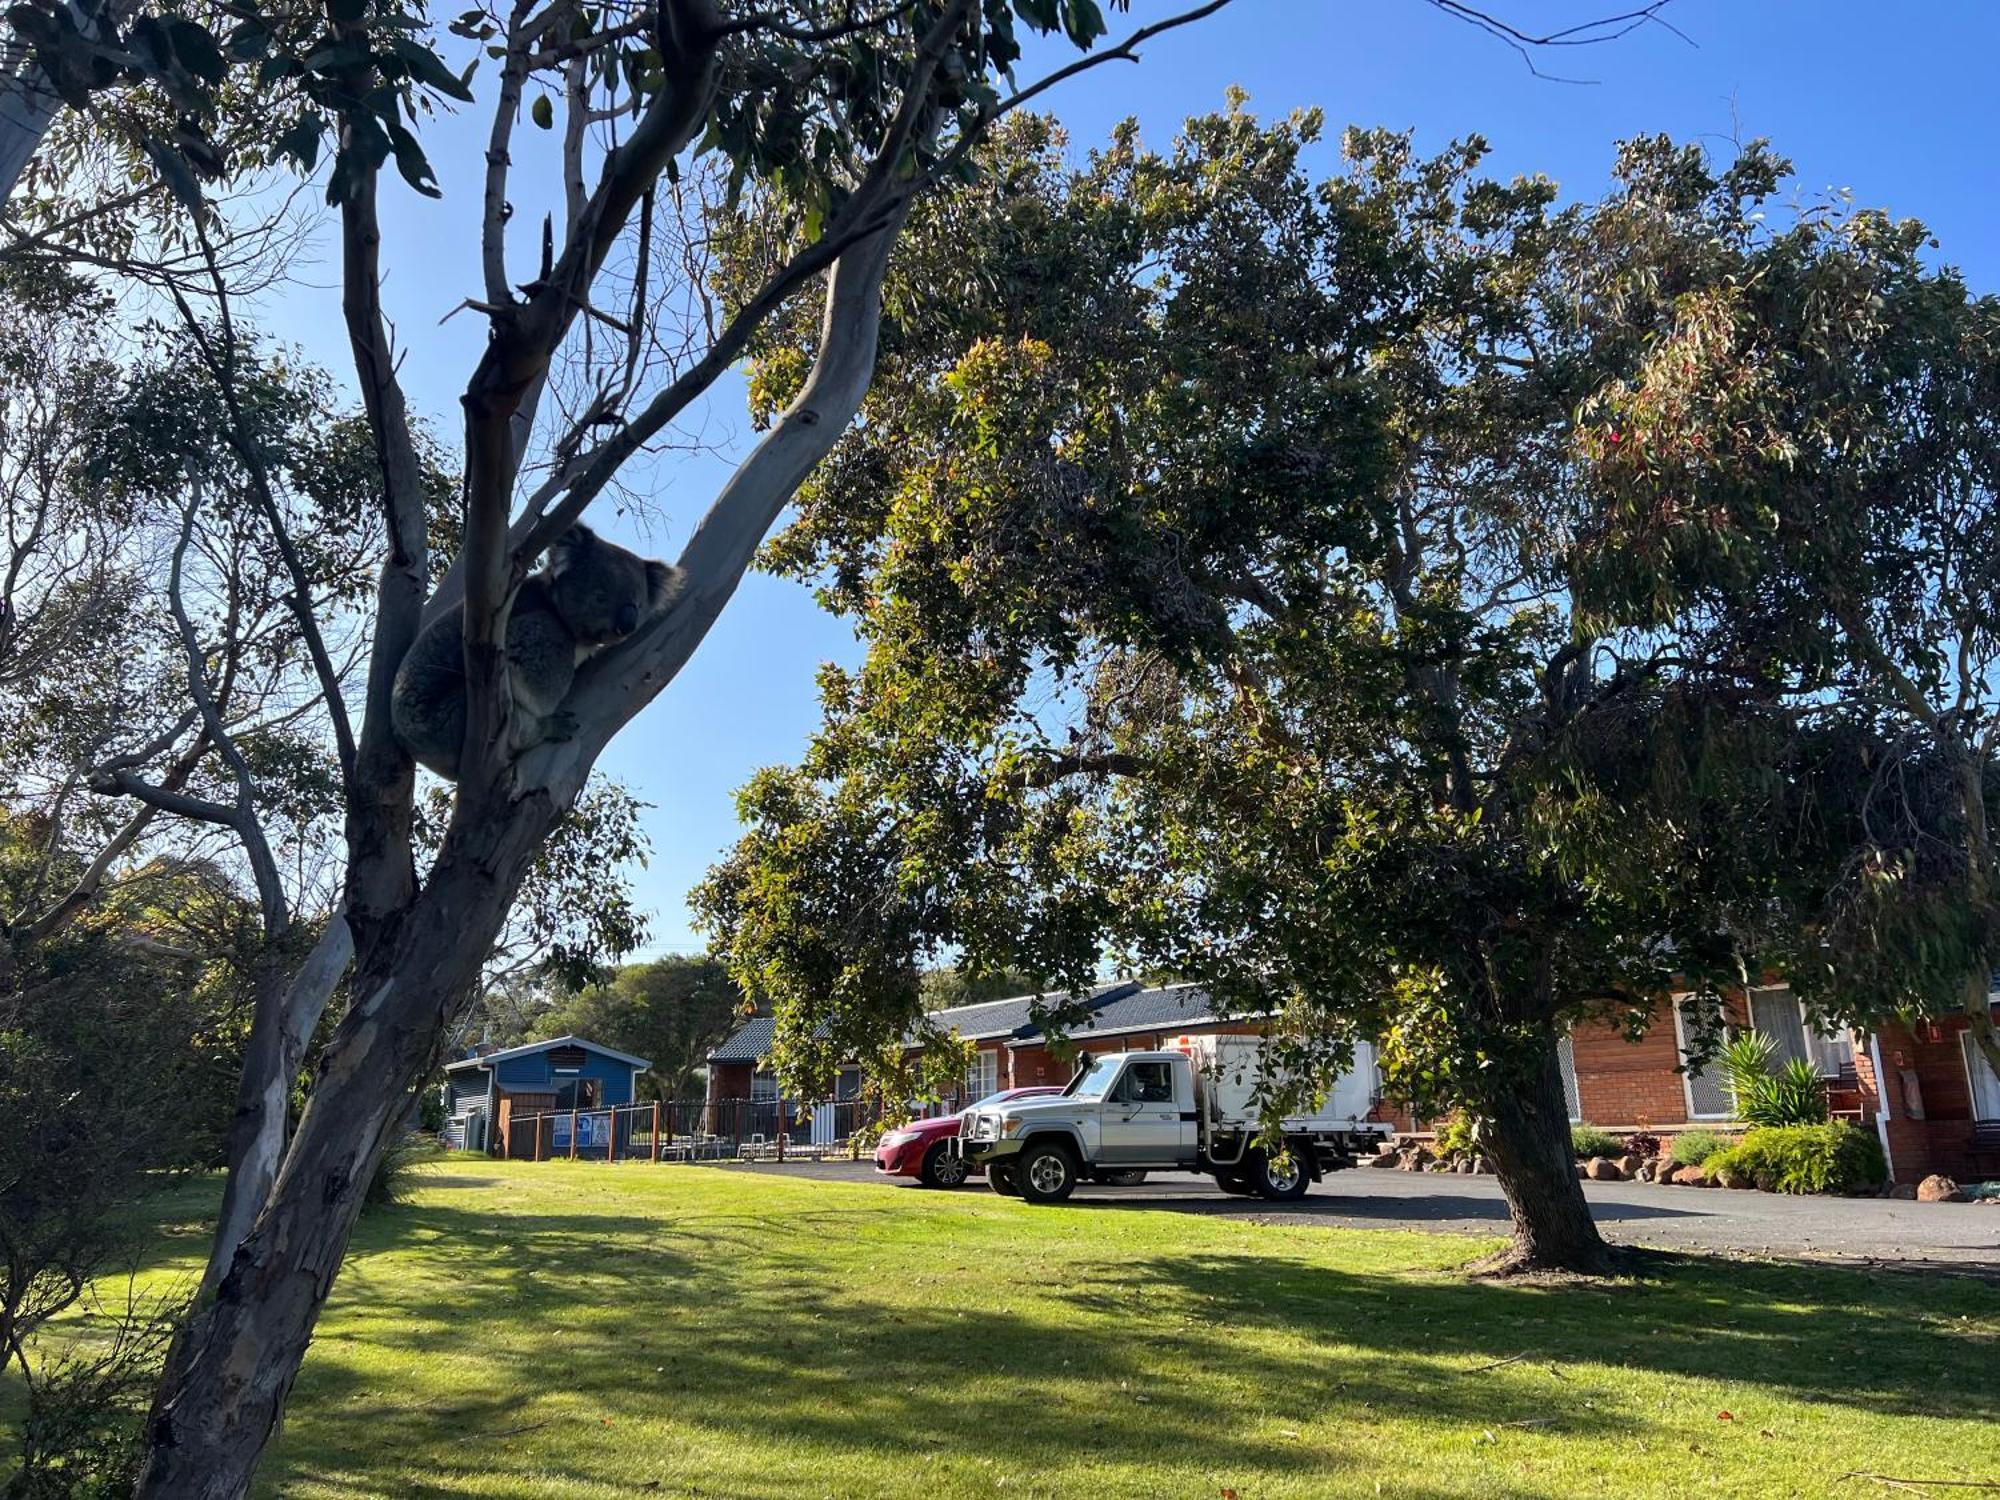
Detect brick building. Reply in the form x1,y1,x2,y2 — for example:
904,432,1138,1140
1380,982,2000,1186
705,980,2000,1185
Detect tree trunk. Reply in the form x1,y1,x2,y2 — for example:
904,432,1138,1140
0,0,138,202
196,918,353,1299
1472,1031,1614,1276
134,826,540,1499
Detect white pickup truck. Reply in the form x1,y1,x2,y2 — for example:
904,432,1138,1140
956,1034,1388,1203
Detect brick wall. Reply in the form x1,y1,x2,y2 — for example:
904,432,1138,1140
1570,1008,1695,1127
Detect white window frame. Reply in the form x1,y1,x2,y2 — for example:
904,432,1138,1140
1672,993,1734,1121
1964,1033,2000,1123
1674,985,1855,1121
965,1049,998,1103
1556,1032,1582,1123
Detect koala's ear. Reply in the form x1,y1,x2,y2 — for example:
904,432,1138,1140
546,525,596,576
645,561,679,606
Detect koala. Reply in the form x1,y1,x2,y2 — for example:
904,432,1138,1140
391,525,680,780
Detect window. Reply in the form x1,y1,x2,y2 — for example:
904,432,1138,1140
964,1051,998,1102
1965,1035,2000,1123
750,1070,778,1102
554,1077,601,1111
1675,995,1733,1120
1112,1061,1176,1105
1556,1033,1582,1123
1678,985,1854,1119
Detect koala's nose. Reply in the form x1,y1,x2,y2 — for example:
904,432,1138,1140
615,602,640,635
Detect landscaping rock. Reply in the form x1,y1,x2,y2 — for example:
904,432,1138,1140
1916,1174,1967,1203
1618,1154,1643,1177
1671,1165,1710,1187
1585,1157,1625,1182
1887,1182,1918,1200
1454,1159,1474,1175
1367,1148,1400,1168
1470,1158,1488,1175
1714,1165,1751,1190
1753,1170,1777,1193
1634,1163,1654,1183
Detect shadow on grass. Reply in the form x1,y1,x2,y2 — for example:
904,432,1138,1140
249,1189,2000,1500
1061,1187,1707,1225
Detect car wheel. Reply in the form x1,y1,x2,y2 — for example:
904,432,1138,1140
989,1161,1020,1197
920,1141,970,1189
1016,1140,1079,1204
1100,1169,1148,1187
1214,1170,1258,1196
1253,1147,1311,1202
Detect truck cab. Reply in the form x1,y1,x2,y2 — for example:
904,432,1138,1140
958,1042,1386,1204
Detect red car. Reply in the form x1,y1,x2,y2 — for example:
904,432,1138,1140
875,1088,1060,1188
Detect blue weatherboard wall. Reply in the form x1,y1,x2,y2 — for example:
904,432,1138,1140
492,1047,638,1104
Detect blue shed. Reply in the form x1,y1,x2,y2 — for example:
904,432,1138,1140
441,1035,651,1155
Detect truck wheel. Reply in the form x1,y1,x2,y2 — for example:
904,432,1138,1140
1016,1140,1079,1204
1252,1148,1311,1202
1100,1169,1148,1187
920,1141,970,1189
989,1161,1020,1197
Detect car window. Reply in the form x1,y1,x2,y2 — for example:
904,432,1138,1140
1067,1056,1124,1100
1114,1061,1175,1104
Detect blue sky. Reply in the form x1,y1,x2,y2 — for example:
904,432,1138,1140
251,1,2000,956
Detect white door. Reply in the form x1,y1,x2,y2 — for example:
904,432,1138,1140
1098,1059,1186,1164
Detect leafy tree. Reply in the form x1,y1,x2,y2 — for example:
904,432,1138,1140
532,953,744,1101
1573,143,2000,1088
0,815,261,1497
700,111,1805,1274
0,5,1244,1493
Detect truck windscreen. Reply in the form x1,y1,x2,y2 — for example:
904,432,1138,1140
1066,1055,1124,1101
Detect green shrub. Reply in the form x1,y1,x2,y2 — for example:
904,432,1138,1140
1570,1124,1622,1160
1433,1112,1478,1157
1704,1123,1886,1195
1718,1034,1828,1127
1669,1128,1734,1167
364,1135,438,1209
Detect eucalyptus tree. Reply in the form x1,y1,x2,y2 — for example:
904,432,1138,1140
1575,140,2000,1084
699,112,1804,1274
23,3,1240,1493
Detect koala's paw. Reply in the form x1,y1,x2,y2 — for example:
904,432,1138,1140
543,707,579,743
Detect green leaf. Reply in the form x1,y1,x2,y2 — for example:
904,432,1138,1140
385,115,440,196
326,0,368,24
530,93,553,129
166,18,227,82
390,36,474,101
143,139,203,211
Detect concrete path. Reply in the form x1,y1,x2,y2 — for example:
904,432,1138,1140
731,1159,2000,1274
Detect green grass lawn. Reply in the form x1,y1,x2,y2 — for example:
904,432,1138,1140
8,1160,1999,1499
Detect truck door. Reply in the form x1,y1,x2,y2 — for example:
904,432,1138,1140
1097,1059,1187,1164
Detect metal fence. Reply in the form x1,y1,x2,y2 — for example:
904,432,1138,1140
499,1096,905,1164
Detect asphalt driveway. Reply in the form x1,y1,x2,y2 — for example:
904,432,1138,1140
731,1158,2000,1273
